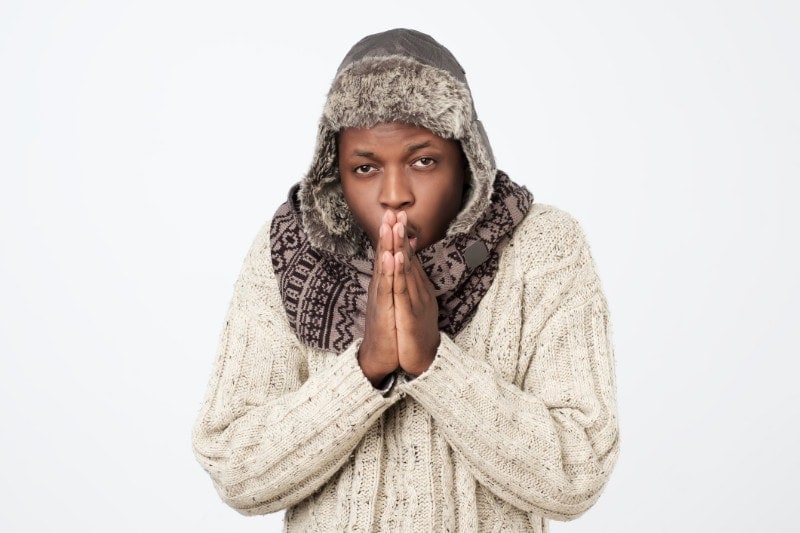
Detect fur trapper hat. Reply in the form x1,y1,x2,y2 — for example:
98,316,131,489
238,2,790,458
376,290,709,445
299,28,497,256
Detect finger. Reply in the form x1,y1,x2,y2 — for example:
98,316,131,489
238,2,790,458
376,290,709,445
370,251,393,317
392,219,405,261
368,225,383,300
393,251,411,308
375,220,394,292
375,224,386,273
393,220,421,303
378,222,394,263
411,255,434,290
394,221,417,288
410,254,437,306
393,214,414,263
396,211,414,252
381,211,397,260
383,209,397,232
380,250,394,293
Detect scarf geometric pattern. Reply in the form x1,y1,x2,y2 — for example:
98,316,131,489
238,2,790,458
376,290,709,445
270,172,533,353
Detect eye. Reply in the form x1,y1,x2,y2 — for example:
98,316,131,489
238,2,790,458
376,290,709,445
413,157,435,168
353,164,377,175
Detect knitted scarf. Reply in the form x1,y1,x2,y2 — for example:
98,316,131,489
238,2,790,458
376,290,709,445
270,172,533,353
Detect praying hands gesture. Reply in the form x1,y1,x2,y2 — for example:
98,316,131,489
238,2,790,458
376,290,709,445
358,210,441,387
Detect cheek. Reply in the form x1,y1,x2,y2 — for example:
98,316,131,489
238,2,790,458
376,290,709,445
342,184,379,241
439,195,463,229
423,182,464,238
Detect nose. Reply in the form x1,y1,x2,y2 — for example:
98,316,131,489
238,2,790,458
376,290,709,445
378,165,414,211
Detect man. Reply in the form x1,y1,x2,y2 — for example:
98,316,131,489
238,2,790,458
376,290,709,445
193,28,619,531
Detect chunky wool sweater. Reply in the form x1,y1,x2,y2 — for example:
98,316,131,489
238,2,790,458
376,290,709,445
192,202,620,532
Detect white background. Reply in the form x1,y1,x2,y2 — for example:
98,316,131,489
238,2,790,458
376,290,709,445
1,1,798,531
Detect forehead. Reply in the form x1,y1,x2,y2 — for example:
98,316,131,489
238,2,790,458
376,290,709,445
338,123,455,153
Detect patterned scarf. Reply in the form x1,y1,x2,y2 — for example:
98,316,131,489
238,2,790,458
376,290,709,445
270,172,533,353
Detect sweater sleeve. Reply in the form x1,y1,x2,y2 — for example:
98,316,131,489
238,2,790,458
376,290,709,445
191,221,398,515
399,209,620,521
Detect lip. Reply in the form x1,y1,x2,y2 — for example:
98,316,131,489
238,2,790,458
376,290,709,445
404,224,420,251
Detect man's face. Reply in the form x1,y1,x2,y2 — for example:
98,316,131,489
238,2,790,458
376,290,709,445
338,122,466,251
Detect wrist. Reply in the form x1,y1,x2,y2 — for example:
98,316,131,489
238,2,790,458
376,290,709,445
400,336,439,377
357,346,396,387
400,353,435,377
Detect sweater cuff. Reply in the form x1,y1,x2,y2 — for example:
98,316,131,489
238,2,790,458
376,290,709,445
396,333,474,397
322,340,400,405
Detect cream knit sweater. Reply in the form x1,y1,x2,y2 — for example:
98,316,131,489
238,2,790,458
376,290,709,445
192,203,620,532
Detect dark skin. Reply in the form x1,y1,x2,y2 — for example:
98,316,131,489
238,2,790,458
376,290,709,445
338,123,466,386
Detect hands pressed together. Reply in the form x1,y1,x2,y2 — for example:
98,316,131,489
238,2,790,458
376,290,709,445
358,210,441,387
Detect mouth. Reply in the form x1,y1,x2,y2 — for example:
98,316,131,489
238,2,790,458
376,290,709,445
403,223,420,251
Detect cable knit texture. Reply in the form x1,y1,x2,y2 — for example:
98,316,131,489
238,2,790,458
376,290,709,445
192,202,620,532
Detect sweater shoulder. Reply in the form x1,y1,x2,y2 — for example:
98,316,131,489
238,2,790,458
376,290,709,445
510,203,591,275
236,218,276,280
247,218,275,263
228,218,283,322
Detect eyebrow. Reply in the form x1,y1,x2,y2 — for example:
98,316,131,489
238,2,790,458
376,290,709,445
350,141,434,159
406,140,432,153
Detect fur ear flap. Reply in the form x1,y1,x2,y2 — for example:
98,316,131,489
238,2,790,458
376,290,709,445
299,126,364,256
